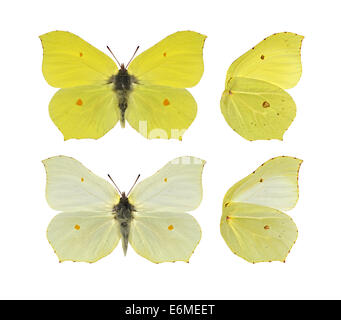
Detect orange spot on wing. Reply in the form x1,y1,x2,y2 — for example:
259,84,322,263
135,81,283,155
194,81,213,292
81,178,84,182
76,98,83,106
226,216,230,221
164,178,168,182
163,98,170,106
262,101,270,108
261,54,265,60
163,52,167,57
259,178,263,182
80,52,83,57
74,224,80,230
264,225,270,230
168,225,174,231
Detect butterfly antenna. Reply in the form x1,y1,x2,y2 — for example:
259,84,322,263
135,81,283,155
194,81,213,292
108,174,122,196
127,174,141,196
106,46,121,66
125,46,140,68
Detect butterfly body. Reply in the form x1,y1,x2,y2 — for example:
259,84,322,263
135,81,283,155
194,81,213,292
108,65,138,126
40,31,206,140
113,192,135,255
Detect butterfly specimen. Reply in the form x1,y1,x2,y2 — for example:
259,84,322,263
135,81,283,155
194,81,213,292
43,156,205,263
220,32,304,141
220,156,302,263
40,31,206,140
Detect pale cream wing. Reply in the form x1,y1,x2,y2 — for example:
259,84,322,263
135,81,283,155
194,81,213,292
129,211,201,263
43,156,119,212
47,211,121,263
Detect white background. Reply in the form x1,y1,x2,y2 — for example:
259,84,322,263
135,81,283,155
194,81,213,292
0,0,340,299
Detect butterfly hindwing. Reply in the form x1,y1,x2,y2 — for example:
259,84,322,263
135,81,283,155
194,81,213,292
129,211,201,263
126,85,197,140
221,202,298,263
47,211,121,263
128,31,206,88
49,85,120,140
221,77,296,141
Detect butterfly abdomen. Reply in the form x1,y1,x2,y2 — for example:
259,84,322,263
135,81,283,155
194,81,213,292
113,193,135,255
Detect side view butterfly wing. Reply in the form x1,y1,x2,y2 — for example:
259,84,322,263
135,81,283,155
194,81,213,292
43,156,121,262
128,156,205,263
126,31,206,140
220,32,303,141
221,202,298,263
220,156,302,263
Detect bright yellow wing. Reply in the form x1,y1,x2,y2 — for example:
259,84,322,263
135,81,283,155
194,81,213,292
220,77,296,141
40,31,117,88
125,84,197,140
49,84,119,140
227,32,303,89
221,32,303,141
128,31,206,88
220,202,298,263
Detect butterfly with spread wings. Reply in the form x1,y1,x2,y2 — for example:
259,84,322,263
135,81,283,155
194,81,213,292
40,31,206,140
43,156,205,263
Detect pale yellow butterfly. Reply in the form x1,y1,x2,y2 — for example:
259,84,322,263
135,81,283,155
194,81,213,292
43,156,205,263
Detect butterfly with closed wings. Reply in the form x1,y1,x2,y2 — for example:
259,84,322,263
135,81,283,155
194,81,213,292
220,156,302,263
220,32,304,141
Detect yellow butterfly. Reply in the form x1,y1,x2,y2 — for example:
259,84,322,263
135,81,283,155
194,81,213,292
40,31,206,140
220,32,304,141
43,156,205,263
220,156,303,263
